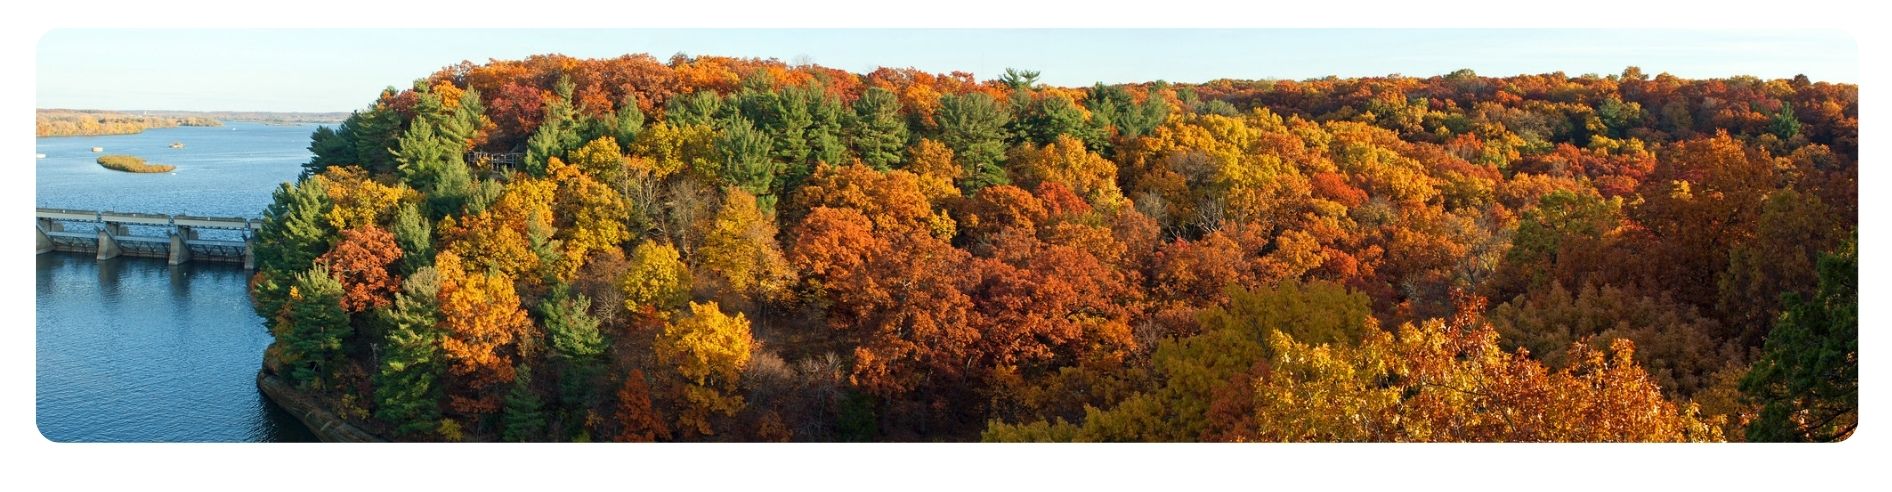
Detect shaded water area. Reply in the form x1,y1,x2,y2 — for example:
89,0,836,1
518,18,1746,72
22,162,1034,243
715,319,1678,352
36,122,321,442
35,255,317,442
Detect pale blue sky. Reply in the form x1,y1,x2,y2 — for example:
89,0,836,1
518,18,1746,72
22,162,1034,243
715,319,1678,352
36,29,1857,113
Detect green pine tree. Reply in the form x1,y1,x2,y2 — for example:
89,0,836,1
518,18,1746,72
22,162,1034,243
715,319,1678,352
714,118,781,206
1741,238,1857,442
390,202,434,275
394,112,456,191
541,286,608,439
349,88,405,175
303,123,357,178
934,92,1012,191
524,98,577,178
665,90,725,128
848,86,909,170
502,363,548,442
1014,92,1103,149
1769,101,1802,141
374,268,444,437
282,265,352,387
803,86,848,167
439,88,486,148
615,94,647,147
252,178,334,277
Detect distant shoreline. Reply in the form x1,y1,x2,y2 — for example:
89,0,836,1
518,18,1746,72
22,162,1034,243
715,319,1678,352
36,108,347,137
132,110,350,125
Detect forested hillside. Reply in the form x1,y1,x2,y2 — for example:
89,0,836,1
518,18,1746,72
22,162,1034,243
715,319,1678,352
251,53,1856,442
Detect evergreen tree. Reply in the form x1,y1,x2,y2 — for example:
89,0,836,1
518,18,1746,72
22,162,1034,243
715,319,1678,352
849,86,909,170
730,80,809,167
934,92,1012,191
615,94,647,147
461,177,505,216
665,90,725,128
393,113,474,219
1200,99,1239,116
543,287,607,379
304,123,358,178
250,177,335,351
394,113,457,191
582,94,647,150
803,87,848,167
1129,88,1173,137
282,265,351,387
502,363,548,442
525,95,579,178
714,118,781,209
1742,239,1857,442
252,178,334,283
429,160,474,219
1596,95,1641,139
1083,85,1174,144
526,213,563,286
1085,84,1131,130
541,285,607,438
350,88,406,175
1769,101,1802,141
440,88,486,148
1014,92,1103,149
375,267,444,437
751,84,845,198
390,202,434,275
998,68,1041,91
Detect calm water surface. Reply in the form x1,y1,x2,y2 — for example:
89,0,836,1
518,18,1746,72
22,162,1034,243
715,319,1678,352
36,122,322,442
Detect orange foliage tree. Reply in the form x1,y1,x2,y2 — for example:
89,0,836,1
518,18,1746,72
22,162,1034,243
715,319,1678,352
434,251,537,421
314,225,403,313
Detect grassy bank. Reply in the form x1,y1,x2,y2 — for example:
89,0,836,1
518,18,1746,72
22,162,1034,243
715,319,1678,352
96,154,176,173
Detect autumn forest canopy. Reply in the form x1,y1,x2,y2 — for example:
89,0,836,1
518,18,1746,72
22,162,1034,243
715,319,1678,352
251,53,1857,442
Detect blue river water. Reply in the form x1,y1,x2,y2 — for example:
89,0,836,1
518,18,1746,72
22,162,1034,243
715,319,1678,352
36,122,323,442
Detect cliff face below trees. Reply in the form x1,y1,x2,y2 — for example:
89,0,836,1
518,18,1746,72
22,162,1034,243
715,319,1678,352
255,369,384,443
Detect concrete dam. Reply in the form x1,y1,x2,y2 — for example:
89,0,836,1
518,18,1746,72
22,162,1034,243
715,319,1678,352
36,208,261,268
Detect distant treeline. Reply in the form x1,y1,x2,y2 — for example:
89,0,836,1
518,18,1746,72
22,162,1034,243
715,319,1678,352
139,110,350,125
36,109,221,137
36,109,351,137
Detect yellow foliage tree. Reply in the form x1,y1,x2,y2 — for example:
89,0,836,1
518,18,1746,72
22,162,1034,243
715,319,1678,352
654,301,755,437
441,174,556,283
567,136,629,187
1010,135,1128,209
548,157,631,281
627,121,715,179
697,188,794,301
1238,318,1724,442
320,166,416,231
621,240,692,316
903,138,964,203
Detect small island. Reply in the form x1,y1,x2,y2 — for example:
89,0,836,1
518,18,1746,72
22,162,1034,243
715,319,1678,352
96,154,176,173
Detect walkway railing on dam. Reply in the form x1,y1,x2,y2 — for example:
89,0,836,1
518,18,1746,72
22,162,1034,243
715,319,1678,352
36,208,260,268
